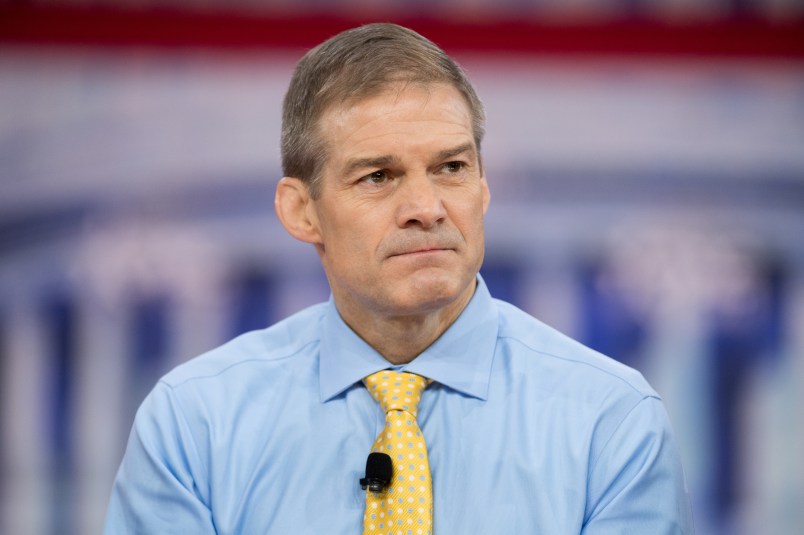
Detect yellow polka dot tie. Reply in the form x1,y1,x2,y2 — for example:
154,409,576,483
363,370,433,535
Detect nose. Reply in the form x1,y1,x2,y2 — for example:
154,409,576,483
395,173,447,229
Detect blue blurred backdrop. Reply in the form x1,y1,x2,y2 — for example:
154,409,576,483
1,1,803,534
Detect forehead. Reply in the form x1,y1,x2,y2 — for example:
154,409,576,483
317,82,475,163
328,82,471,123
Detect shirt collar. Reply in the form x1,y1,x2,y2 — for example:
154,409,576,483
319,275,499,402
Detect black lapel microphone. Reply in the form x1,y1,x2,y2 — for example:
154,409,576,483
359,452,393,493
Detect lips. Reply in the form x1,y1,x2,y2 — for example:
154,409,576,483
389,249,452,258
382,237,460,259
379,229,463,260
389,246,450,257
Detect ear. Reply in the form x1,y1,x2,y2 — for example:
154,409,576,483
275,177,322,244
480,175,491,215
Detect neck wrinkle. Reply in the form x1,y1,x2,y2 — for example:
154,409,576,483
335,279,477,364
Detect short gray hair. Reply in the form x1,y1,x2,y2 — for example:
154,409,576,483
280,23,485,198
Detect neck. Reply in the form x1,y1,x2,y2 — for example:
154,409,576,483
335,280,476,365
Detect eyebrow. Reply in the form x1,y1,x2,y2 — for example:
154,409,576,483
435,142,476,162
343,155,400,176
342,142,477,176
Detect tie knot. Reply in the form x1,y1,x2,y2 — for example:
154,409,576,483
364,370,429,416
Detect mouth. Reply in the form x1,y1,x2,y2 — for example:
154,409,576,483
388,247,452,258
381,231,461,260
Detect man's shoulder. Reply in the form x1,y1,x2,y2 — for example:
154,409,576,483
160,302,328,389
493,298,658,400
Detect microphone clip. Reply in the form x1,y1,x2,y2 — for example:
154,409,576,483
359,476,388,493
360,452,393,493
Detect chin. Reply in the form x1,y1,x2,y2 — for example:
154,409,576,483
394,273,471,313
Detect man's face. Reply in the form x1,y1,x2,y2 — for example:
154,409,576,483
308,82,490,323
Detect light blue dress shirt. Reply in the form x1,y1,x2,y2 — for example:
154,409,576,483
105,277,693,534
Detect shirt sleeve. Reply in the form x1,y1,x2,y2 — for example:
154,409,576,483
103,382,215,534
582,396,694,535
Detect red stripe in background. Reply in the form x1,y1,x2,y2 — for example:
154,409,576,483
0,5,803,59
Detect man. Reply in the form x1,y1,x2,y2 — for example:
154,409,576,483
104,23,693,534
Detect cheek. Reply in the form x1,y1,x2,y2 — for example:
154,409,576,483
320,216,378,262
453,198,487,241
468,223,486,256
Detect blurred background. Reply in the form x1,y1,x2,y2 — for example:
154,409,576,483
1,1,803,534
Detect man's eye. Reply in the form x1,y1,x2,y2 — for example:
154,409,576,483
443,161,466,173
364,170,389,184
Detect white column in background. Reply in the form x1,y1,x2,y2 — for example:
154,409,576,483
171,277,230,371
0,296,51,535
524,253,582,340
73,294,130,535
640,284,713,530
765,265,804,534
